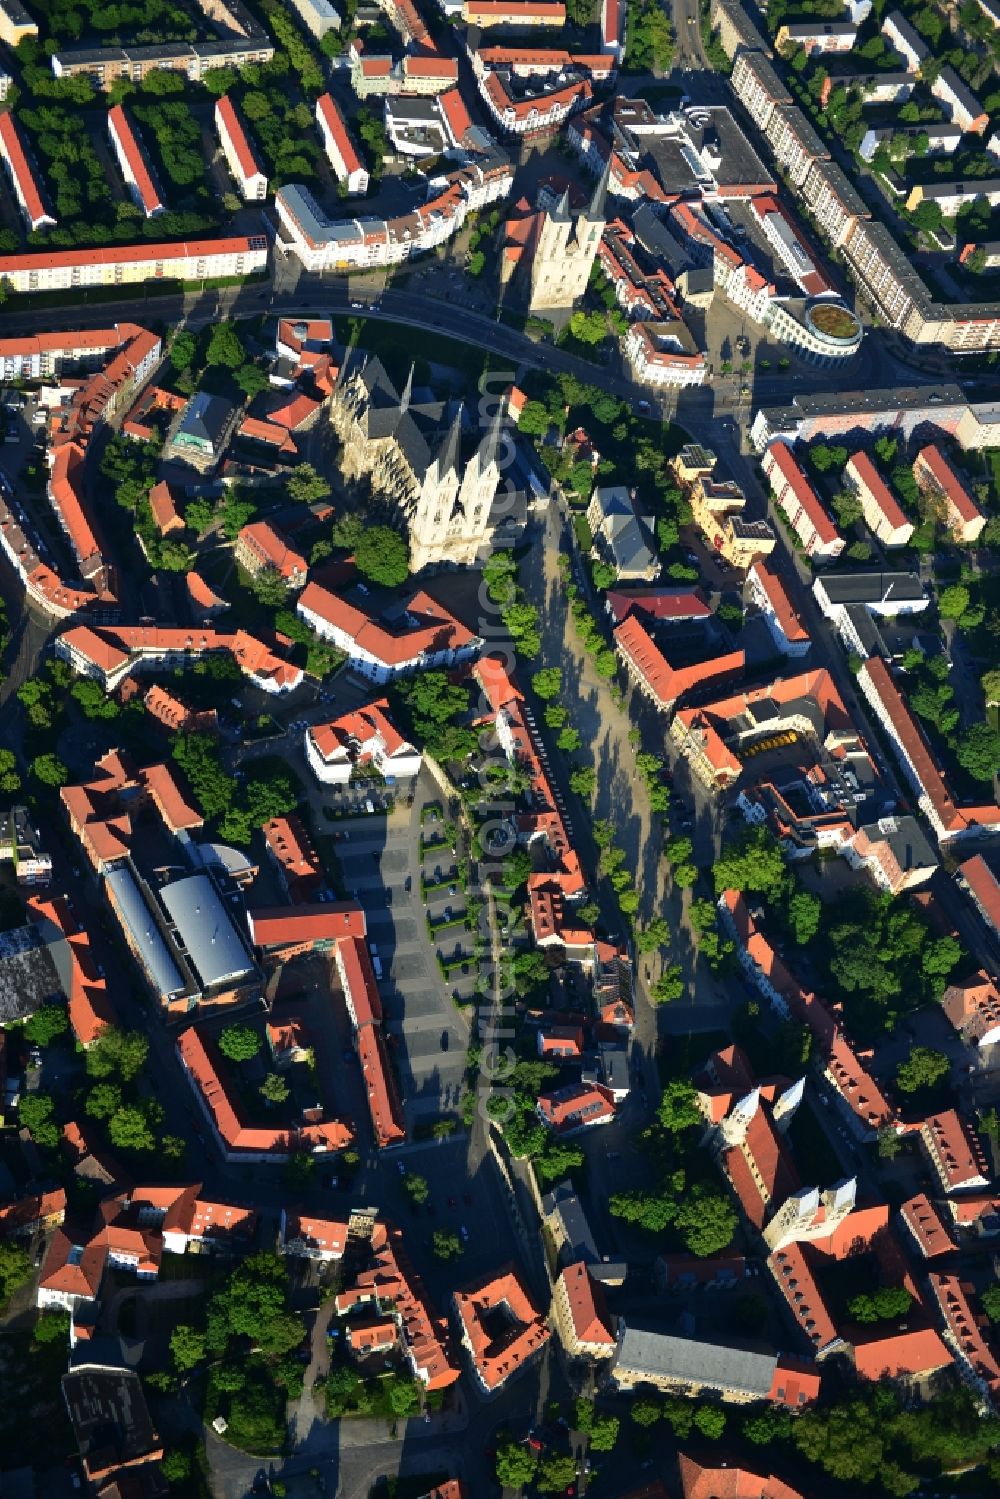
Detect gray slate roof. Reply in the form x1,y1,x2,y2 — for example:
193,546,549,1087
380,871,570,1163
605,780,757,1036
614,1324,778,1395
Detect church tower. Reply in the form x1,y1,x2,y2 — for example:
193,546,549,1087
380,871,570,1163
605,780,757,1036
529,162,609,317
409,407,463,573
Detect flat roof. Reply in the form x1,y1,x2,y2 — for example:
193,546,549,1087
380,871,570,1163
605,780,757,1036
160,874,255,991
817,570,925,605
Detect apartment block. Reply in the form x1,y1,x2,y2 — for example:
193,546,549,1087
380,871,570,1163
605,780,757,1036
746,559,810,656
844,451,914,547
0,0,36,46
286,0,341,36
881,10,929,71
765,104,829,188
315,93,369,195
932,66,988,134
730,49,790,134
107,106,163,219
801,158,869,248
215,95,267,201
0,234,267,294
912,444,986,541
762,442,845,561
0,110,55,231
775,21,857,53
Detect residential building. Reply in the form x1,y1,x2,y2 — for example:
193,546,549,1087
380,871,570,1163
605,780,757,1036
906,180,1000,218
56,623,303,694
625,317,707,387
234,519,308,588
452,1267,550,1394
912,445,986,542
306,699,421,785
852,1327,953,1384
50,35,275,88
215,95,267,201
0,0,37,47
774,21,857,52
606,1323,821,1405
276,159,512,271
600,0,623,60
899,1194,958,1260
286,0,341,37
60,1364,162,1490
762,443,845,561
746,561,810,657
332,932,406,1148
0,235,268,295
881,9,929,70
178,1025,352,1161
148,480,183,536
959,855,1000,937
298,584,480,684
858,656,1000,843
730,50,790,134
279,1210,348,1261
537,1082,616,1135
334,1219,460,1388
843,816,937,895
28,893,117,1046
844,452,914,548
587,485,659,582
107,106,163,219
919,1109,991,1195
942,971,1000,1047
679,457,776,569
262,814,322,902
765,104,829,189
549,1261,617,1360
678,1456,805,1499
0,109,55,231
928,1273,1000,1402
316,93,369,195
463,0,566,23
613,613,744,714
931,66,988,134
0,805,52,885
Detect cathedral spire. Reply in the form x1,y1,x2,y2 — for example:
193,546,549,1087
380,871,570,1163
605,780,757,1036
436,404,463,477
588,153,612,221
400,361,415,413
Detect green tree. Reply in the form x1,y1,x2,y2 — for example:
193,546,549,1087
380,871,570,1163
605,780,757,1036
31,753,67,786
713,826,786,898
0,1241,32,1307
33,1310,70,1344
205,321,244,369
170,330,197,373
981,669,1000,705
938,583,970,620
651,965,684,1004
786,888,821,945
251,567,290,607
404,1173,430,1205
18,1093,60,1148
108,1105,156,1152
354,525,409,587
219,1024,262,1062
494,1438,537,1488
170,1324,207,1372
432,1229,462,1260
657,1078,701,1132
86,1028,149,1082
235,363,269,398
287,463,332,505
0,748,19,794
694,1406,726,1439
260,1072,290,1105
532,667,562,701
957,722,1000,783
85,1082,122,1120
631,1400,661,1427
537,1453,578,1492
24,1004,69,1046
161,1451,191,1485
981,1284,1000,1323
674,1188,738,1257
637,917,670,953
575,1398,620,1450
569,765,597,799
895,1046,949,1095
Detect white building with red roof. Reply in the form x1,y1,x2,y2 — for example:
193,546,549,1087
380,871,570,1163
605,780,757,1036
316,92,369,195
234,519,308,588
537,1082,615,1135
844,451,914,548
0,108,55,230
625,320,707,388
942,970,1000,1048
107,106,163,219
298,583,481,683
746,559,810,657
56,622,303,694
600,0,624,59
306,698,421,785
215,95,267,201
919,1109,991,1196
913,444,986,542
762,441,845,561
0,234,267,295
549,1260,617,1359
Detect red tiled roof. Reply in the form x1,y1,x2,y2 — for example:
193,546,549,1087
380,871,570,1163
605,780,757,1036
453,1266,550,1390
108,106,162,217
263,814,321,887
148,480,181,534
299,582,476,666
0,235,264,277
249,903,367,951
238,520,308,580
960,854,1000,933
679,1456,804,1499
27,894,117,1047
900,1193,957,1259
846,451,911,534
439,88,473,141
605,587,710,624
0,109,48,226
215,95,263,183
336,1223,459,1389
317,92,363,177
50,442,101,572
914,444,983,527
749,559,809,643
764,441,840,547
556,1261,615,1346
614,613,744,709
920,1108,990,1192
853,1326,953,1381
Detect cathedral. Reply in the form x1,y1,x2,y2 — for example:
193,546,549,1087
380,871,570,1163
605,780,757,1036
328,354,505,573
500,163,609,320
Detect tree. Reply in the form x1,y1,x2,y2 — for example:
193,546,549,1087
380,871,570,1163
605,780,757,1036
532,667,562,701
404,1173,430,1205
354,525,409,588
786,888,821,945
957,722,1000,783
0,1241,31,1307
331,513,365,551
31,753,67,786
569,765,597,799
170,1324,207,1372
251,567,289,607
85,1083,122,1120
495,1438,537,1488
981,669,1000,705
86,1028,148,1082
33,1310,70,1344
286,463,331,505
713,826,786,899
537,1453,578,1492
432,1230,462,1260
235,363,269,399
694,1406,726,1439
674,1188,738,1257
161,1451,191,1486
260,1072,290,1105
632,1400,661,1426
18,1093,60,1148
981,1284,1000,1323
170,330,197,373
657,1078,701,1133
744,1407,792,1445
0,748,20,793
205,322,244,369
219,1024,262,1062
895,1046,949,1095
938,583,970,621
108,1106,156,1152
24,1004,68,1046
637,918,670,954
575,1398,619,1451
651,965,684,1004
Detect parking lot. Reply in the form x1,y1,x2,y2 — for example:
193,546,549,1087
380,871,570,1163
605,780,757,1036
318,787,472,1129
